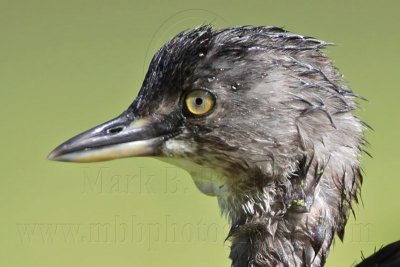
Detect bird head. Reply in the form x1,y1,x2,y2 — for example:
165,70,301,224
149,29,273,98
48,27,308,187
49,26,365,266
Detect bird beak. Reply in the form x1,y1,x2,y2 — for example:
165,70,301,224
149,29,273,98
48,111,181,162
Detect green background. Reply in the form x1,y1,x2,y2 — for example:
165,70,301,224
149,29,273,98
1,0,399,266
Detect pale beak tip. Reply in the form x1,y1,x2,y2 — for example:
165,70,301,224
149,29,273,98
47,147,66,162
47,149,57,161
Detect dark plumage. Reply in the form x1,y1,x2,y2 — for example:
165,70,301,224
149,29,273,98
48,26,397,266
356,241,400,267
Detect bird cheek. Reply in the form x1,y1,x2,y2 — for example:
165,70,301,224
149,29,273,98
161,138,195,158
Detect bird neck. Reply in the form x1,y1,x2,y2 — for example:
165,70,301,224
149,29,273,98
160,136,362,266
221,151,361,267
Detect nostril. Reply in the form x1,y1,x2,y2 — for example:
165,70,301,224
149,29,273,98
107,126,125,135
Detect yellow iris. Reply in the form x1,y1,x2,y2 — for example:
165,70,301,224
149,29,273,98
184,90,215,116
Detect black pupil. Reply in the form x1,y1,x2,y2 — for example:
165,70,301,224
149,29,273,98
195,97,203,106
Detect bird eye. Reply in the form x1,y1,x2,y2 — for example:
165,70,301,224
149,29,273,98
184,90,215,116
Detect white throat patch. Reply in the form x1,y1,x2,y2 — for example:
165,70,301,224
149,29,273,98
160,139,229,196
